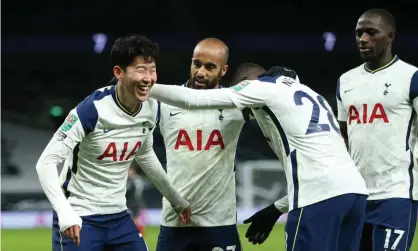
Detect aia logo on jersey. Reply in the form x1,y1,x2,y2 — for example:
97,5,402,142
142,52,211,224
98,141,142,161
348,103,389,125
175,129,225,150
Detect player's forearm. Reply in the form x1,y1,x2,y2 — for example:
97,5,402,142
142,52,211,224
135,150,189,209
273,195,289,213
36,140,73,214
151,84,235,109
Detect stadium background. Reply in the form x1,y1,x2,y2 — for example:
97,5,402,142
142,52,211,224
2,1,418,250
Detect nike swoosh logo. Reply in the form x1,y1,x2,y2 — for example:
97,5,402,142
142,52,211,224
344,88,354,93
170,112,182,116
103,129,113,133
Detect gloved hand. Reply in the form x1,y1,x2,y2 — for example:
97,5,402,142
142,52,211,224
258,66,298,80
243,203,283,245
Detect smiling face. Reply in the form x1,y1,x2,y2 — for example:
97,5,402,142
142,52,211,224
113,56,157,102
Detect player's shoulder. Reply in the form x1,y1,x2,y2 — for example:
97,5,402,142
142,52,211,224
74,85,115,133
77,85,115,111
142,97,158,112
394,59,418,77
338,64,365,85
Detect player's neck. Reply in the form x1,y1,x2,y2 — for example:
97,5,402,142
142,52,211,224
116,82,141,113
365,50,394,71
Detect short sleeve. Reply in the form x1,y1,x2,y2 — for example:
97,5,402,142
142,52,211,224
336,78,348,121
410,71,418,113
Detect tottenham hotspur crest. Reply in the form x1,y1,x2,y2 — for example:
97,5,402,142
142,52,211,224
383,83,391,95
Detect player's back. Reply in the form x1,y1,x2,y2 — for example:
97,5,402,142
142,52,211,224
58,85,158,216
338,58,418,200
158,100,247,226
230,77,368,211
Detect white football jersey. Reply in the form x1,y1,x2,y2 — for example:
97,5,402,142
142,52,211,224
158,89,249,226
226,77,368,211
52,85,158,216
337,56,418,201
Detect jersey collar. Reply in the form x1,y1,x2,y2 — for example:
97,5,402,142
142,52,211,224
364,55,399,74
111,84,142,117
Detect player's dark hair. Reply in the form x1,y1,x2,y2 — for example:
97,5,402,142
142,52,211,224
231,62,266,85
363,9,396,32
110,34,160,69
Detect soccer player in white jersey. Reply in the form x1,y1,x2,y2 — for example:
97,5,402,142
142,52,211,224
36,35,190,251
336,9,418,251
156,39,264,251
148,66,369,251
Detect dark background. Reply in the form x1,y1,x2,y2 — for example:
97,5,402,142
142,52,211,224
3,1,418,122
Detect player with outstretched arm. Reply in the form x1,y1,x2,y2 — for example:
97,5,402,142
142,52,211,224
149,66,368,251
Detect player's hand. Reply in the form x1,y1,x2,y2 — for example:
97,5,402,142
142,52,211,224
243,204,282,245
178,207,191,225
58,208,83,245
63,225,81,246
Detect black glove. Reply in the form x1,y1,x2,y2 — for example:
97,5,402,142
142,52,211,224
243,203,283,245
258,66,298,80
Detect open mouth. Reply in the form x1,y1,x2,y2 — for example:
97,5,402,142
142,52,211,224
136,85,150,95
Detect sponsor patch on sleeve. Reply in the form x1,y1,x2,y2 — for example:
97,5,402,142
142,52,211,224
231,80,251,92
55,130,67,141
59,113,78,132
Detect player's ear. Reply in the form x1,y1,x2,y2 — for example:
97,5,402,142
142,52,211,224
113,66,123,81
388,31,395,44
221,64,229,77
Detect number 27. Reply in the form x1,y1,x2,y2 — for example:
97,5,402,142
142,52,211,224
293,91,340,135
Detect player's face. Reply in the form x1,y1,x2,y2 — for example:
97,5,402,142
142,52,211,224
355,15,393,62
117,56,157,102
189,48,228,89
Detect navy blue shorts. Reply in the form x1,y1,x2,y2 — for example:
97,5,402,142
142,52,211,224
156,224,242,251
285,193,367,251
52,210,148,251
359,198,418,251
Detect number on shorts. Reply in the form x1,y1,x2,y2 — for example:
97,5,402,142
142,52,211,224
212,245,236,251
384,228,405,250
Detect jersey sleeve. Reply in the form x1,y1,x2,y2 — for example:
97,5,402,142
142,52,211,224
336,78,348,121
410,71,418,113
274,195,289,213
36,108,88,231
150,84,236,109
227,80,269,110
134,130,189,210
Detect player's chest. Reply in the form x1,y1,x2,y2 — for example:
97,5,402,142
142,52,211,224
161,107,244,151
341,73,408,123
162,106,243,130
86,120,154,163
